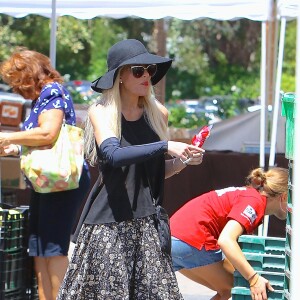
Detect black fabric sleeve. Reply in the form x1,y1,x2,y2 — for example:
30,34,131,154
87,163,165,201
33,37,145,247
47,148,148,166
99,137,168,168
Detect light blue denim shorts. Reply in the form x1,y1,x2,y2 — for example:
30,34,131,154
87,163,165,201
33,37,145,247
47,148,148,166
171,236,224,271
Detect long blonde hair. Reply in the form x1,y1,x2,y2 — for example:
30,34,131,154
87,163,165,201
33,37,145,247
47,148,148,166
84,69,168,166
246,167,288,198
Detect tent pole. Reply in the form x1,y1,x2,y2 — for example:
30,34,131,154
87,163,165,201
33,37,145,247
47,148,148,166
258,21,267,237
263,16,283,237
50,0,57,67
263,18,286,236
263,17,286,237
259,21,267,171
291,10,300,300
269,17,286,169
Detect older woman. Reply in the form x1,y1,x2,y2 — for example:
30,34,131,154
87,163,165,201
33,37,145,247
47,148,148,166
0,49,91,300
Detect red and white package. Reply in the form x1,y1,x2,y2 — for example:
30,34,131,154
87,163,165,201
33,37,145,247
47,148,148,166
191,124,213,147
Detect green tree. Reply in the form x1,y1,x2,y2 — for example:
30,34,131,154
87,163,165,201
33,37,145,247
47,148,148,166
166,19,261,101
87,18,125,81
0,15,26,59
1,14,296,123
281,20,296,92
87,18,155,81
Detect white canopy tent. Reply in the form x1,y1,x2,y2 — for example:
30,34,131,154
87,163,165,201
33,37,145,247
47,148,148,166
0,0,272,20
0,0,279,241
1,2,298,297
1,0,272,65
0,0,273,164
0,0,272,215
0,0,275,238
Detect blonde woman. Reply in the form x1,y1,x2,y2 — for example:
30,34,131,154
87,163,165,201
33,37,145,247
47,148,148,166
57,39,204,299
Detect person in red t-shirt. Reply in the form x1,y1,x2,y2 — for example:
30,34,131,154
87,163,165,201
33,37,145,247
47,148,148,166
170,167,288,300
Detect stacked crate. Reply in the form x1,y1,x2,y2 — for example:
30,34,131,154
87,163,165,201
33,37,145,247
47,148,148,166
284,161,292,300
232,235,286,300
281,92,296,300
0,205,37,300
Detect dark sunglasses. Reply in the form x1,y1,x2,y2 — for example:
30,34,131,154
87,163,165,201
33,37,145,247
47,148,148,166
130,64,157,78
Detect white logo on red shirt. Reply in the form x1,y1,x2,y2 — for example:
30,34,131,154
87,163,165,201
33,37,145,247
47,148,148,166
241,205,257,224
215,186,246,196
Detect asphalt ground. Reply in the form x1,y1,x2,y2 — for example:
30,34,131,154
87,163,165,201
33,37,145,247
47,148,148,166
176,272,216,300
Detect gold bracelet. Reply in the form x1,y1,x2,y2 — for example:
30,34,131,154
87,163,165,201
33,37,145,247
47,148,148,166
172,158,180,175
249,274,259,287
248,272,257,282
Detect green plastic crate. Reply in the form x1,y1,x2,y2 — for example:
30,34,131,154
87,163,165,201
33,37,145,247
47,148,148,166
0,208,27,252
0,249,27,292
244,252,285,272
238,235,285,255
284,289,290,300
0,206,30,253
281,92,296,160
233,270,284,290
284,269,291,292
232,287,283,300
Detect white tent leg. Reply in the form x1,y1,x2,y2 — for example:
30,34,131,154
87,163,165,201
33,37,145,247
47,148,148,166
260,21,267,169
263,18,287,237
50,0,57,67
258,21,267,237
269,17,286,168
291,11,300,300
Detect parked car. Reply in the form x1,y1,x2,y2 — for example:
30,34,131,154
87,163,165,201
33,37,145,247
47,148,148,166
63,80,97,103
0,83,12,93
179,100,206,115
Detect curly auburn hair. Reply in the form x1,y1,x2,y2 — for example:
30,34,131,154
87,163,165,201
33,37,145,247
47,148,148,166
0,48,63,100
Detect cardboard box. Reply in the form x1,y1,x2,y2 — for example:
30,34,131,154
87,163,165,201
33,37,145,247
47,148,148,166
0,157,26,189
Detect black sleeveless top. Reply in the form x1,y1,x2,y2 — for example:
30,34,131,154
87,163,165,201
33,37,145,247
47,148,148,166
82,114,165,224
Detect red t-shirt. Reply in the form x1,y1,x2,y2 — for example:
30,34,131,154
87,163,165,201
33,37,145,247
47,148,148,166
170,187,266,250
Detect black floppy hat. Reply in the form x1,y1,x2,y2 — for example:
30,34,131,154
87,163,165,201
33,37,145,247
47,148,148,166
91,39,172,93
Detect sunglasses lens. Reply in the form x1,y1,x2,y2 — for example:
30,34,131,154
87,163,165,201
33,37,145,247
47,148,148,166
147,64,157,77
131,64,157,78
131,66,144,78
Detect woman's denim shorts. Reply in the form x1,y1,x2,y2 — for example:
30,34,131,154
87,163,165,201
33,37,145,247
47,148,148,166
171,236,224,271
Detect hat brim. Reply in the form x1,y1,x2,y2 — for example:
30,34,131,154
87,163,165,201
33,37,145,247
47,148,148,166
91,52,172,93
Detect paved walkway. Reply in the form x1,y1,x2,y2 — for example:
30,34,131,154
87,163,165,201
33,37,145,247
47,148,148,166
176,272,215,300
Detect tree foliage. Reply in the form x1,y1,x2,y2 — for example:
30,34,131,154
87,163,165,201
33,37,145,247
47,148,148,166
0,15,296,108
0,15,26,59
166,18,262,101
281,20,296,93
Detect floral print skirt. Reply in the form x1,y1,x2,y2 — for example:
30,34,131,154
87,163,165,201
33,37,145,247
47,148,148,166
57,216,183,300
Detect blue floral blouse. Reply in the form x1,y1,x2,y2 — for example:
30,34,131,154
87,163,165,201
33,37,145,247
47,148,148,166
21,82,90,188
22,82,76,131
